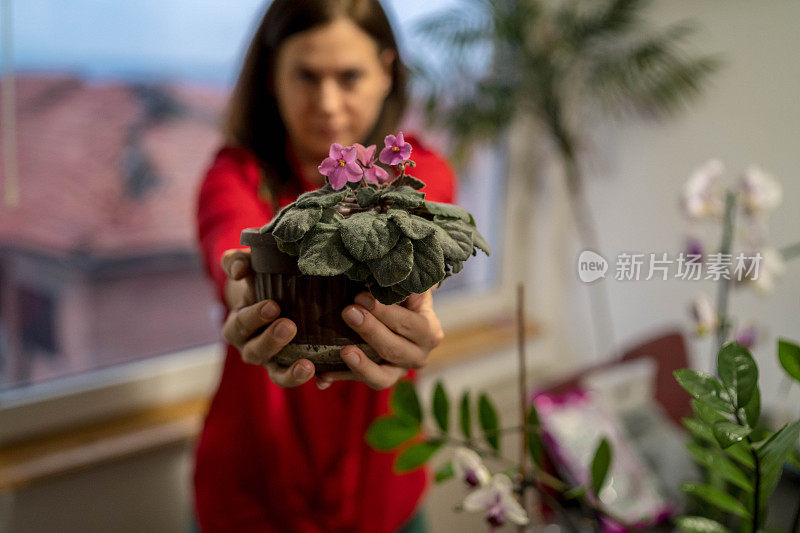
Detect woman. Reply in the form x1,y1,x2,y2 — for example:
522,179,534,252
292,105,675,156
193,1,457,531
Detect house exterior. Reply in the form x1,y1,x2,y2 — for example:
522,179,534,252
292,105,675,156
0,74,229,389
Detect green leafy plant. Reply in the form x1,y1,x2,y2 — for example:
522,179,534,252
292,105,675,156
259,134,490,304
674,340,800,532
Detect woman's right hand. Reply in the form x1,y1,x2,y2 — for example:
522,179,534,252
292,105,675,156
220,249,316,387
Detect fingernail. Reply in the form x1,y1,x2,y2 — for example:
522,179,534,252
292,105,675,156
317,380,331,390
354,292,375,310
293,362,310,379
275,320,295,339
341,348,360,366
231,259,245,278
261,300,278,320
343,306,364,326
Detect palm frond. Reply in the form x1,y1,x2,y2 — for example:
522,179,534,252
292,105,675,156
561,0,651,48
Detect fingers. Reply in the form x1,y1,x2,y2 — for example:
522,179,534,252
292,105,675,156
266,358,315,388
353,292,444,349
221,248,252,280
316,346,406,390
341,303,428,368
222,299,280,347
238,317,297,365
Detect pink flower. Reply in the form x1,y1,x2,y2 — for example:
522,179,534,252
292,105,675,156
462,474,529,531
379,131,412,166
354,143,389,184
318,143,363,190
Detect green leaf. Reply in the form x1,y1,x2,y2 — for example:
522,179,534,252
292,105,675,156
471,227,491,256
562,487,587,500
393,174,426,190
434,461,455,482
680,483,751,518
396,234,447,294
743,386,760,428
272,206,323,242
380,186,426,208
692,399,725,426
392,381,422,423
345,262,371,282
478,393,500,451
459,392,472,440
528,432,545,468
685,443,752,492
432,381,450,433
433,219,474,262
356,186,380,207
296,187,348,208
712,420,751,449
683,417,754,468
297,223,355,276
366,280,410,305
259,201,295,234
387,209,436,240
340,212,401,261
590,438,612,496
757,420,800,508
276,237,300,256
394,440,443,472
368,237,413,287
717,342,758,408
789,450,800,471
778,338,800,384
365,415,420,451
423,201,471,222
674,369,732,413
675,516,731,533
318,208,344,225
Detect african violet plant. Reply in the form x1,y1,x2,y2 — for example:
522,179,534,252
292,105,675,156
259,132,490,304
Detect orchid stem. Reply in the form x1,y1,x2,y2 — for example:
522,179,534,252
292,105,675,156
713,190,736,372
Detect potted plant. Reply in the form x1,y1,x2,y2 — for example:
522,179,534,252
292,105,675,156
240,132,490,371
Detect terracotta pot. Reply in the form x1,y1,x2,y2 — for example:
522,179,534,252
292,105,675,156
240,228,380,372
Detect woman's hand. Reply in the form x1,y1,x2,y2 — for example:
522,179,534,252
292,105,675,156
219,249,315,387
315,289,445,391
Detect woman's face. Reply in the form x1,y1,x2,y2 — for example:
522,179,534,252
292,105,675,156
273,17,394,162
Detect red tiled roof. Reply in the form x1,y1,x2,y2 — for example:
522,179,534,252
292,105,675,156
0,73,227,258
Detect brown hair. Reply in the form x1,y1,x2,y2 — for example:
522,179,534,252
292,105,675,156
223,0,408,201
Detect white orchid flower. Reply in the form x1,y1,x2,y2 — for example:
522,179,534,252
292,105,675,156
681,159,725,220
740,165,782,216
689,293,718,336
462,473,529,530
750,247,786,295
453,447,491,487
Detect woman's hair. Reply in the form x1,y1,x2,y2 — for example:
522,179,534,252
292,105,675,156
223,0,408,198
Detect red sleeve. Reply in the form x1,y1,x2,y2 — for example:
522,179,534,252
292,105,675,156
195,146,273,306
403,135,458,204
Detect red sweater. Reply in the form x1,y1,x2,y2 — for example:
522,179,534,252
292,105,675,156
193,135,456,533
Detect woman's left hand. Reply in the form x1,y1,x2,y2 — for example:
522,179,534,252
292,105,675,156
315,289,444,391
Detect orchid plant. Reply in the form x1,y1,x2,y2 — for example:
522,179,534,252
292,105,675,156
259,132,490,304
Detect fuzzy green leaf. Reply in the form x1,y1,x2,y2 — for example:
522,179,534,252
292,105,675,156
392,381,422,423
434,219,474,262
345,262,371,282
397,234,446,295
272,206,323,242
380,186,426,208
259,201,295,234
340,212,401,261
757,421,800,508
297,223,354,276
674,369,732,413
395,440,443,472
675,516,731,533
680,482,751,518
424,201,471,222
296,187,348,208
365,415,420,451
460,392,472,441
590,438,612,496
478,393,500,451
471,227,491,255
717,342,758,408
388,209,436,240
685,443,752,492
276,238,300,256
368,237,413,287
319,208,344,225
393,174,426,190
434,461,455,482
432,381,450,433
356,186,380,207
367,280,410,305
778,338,800,385
712,420,751,449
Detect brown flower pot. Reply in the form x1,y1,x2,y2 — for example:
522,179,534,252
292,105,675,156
240,228,381,372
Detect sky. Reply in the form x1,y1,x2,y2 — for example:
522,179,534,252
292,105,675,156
2,0,460,86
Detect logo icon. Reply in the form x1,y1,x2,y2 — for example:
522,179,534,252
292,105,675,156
578,250,608,283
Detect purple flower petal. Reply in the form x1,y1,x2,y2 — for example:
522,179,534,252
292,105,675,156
373,165,389,182
329,142,344,160
318,157,338,176
328,171,347,190
345,161,363,181
341,145,357,163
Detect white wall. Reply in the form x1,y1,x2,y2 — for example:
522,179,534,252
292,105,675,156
561,1,800,413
